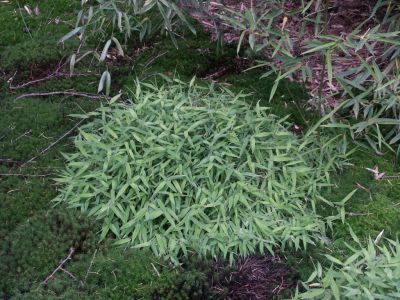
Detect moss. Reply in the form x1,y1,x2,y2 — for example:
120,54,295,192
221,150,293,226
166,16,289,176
113,35,237,89
0,176,56,240
325,148,400,243
8,247,211,300
0,208,97,298
145,271,211,300
0,94,94,242
0,35,77,73
345,194,399,236
0,97,95,160
223,70,315,127
0,0,79,47
1,0,399,297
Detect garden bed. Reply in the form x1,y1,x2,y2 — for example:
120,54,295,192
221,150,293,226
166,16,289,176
1,0,400,299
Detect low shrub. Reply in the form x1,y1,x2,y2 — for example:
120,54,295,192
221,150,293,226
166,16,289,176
11,247,212,300
216,1,400,153
0,208,97,298
296,231,400,299
0,176,56,240
54,81,350,263
143,270,211,300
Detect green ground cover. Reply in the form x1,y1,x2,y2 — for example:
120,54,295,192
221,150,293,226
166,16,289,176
1,0,400,299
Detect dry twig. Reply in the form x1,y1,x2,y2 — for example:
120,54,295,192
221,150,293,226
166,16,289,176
60,267,78,281
9,72,93,90
0,159,23,165
12,130,32,143
347,212,372,217
355,182,372,200
21,119,85,168
151,263,161,277
42,247,75,285
16,91,109,101
0,173,52,177
82,249,98,286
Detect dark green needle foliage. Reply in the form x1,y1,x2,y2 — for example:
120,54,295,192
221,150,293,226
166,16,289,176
54,81,349,263
7,246,212,300
0,208,97,298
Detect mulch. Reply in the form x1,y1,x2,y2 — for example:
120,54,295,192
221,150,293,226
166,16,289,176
211,255,296,300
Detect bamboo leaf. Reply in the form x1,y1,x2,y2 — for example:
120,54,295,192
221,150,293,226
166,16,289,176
99,39,112,62
59,27,82,43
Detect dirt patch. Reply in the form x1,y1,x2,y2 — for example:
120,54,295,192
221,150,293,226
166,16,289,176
5,59,69,89
199,56,252,80
210,255,296,299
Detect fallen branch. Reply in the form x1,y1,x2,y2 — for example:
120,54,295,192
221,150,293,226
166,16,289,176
60,267,78,281
16,91,109,101
355,182,372,200
347,212,372,217
43,248,75,285
21,119,85,168
9,72,93,90
355,182,371,193
202,67,229,80
382,175,400,180
0,173,52,177
12,130,32,143
0,159,23,166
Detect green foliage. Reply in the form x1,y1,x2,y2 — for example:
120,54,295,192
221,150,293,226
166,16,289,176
142,269,211,300
0,0,79,47
10,247,212,300
1,0,400,298
0,35,76,72
321,149,400,243
54,81,349,263
217,1,400,153
223,70,314,128
296,234,400,299
0,94,99,239
0,3,310,297
0,209,97,298
61,0,196,75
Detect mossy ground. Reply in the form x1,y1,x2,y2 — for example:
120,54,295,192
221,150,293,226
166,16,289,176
1,0,400,298
327,150,400,241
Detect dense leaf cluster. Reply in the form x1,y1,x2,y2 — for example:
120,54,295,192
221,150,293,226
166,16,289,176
297,231,400,299
55,82,348,263
218,1,400,153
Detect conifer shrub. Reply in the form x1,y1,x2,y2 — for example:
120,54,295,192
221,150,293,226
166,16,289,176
142,270,211,300
10,248,212,300
54,81,349,263
0,209,97,298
